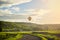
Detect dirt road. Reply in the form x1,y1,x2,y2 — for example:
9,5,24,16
18,34,42,40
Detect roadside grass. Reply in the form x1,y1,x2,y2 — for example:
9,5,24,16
0,31,60,40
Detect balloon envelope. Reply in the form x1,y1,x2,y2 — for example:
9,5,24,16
28,16,32,21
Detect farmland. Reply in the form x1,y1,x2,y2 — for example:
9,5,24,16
0,31,60,40
0,21,60,40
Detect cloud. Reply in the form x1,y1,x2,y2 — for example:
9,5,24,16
18,9,50,23
11,7,20,11
26,9,35,11
0,8,51,24
0,6,21,16
37,0,60,24
0,14,28,22
0,0,32,7
2,19,27,22
0,9,12,16
23,9,50,16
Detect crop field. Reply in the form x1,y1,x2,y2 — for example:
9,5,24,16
0,21,60,40
0,31,60,40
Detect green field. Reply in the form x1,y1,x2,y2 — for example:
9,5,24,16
0,31,60,40
0,21,60,40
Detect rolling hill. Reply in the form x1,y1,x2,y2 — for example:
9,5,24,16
0,21,60,32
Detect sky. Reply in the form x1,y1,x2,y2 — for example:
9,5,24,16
0,0,60,24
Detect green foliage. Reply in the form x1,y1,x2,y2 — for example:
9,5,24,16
0,21,60,32
0,21,60,40
1,21,46,32
0,32,59,40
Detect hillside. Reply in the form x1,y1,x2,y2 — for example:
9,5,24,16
0,21,60,32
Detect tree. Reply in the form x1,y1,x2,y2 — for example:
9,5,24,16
0,21,3,32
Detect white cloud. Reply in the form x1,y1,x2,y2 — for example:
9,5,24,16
34,9,49,15
19,9,50,23
24,9,35,12
2,19,27,22
0,8,50,24
11,7,20,12
0,0,32,7
0,7,21,16
0,9,12,16
23,9,50,16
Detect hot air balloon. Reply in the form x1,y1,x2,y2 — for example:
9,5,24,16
28,16,32,21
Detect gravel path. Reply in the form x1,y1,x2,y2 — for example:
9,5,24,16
18,34,42,40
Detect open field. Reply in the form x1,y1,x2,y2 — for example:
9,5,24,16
0,31,60,40
0,21,60,32
0,21,60,40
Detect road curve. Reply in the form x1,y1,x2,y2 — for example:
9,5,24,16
18,34,42,40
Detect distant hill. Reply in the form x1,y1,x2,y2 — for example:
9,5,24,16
0,21,60,32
